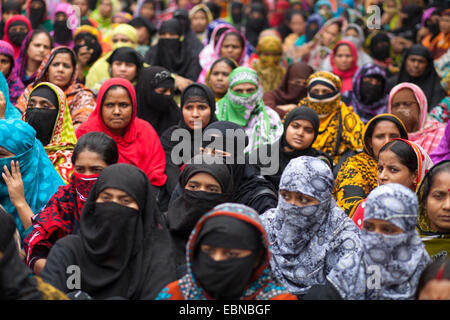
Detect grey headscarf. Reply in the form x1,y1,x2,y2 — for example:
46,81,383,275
260,156,361,296
327,183,431,300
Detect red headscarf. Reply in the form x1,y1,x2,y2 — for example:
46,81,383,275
330,40,358,93
75,78,167,186
3,15,32,60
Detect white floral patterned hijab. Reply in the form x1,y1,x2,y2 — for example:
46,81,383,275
261,156,361,296
327,183,432,300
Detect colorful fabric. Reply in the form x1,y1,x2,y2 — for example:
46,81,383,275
328,183,432,300
197,25,250,83
299,71,364,165
251,35,285,94
15,47,96,130
261,156,361,296
156,203,297,300
75,78,167,187
0,40,25,106
216,67,283,154
0,69,21,119
329,40,358,93
388,82,446,154
342,63,388,124
333,114,408,216
22,82,77,184
416,160,450,260
0,119,65,240
89,0,121,35
429,70,450,124
430,121,450,164
10,30,46,92
50,3,77,48
85,24,138,91
24,172,98,269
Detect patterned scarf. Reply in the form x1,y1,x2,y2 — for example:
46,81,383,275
327,183,431,300
216,67,283,153
22,82,77,184
261,156,362,296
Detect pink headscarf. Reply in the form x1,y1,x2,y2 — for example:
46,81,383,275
330,40,359,93
388,82,446,154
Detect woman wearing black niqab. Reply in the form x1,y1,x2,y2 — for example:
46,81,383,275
166,154,233,277
136,66,180,136
144,18,202,81
41,163,177,300
245,3,270,48
387,44,446,110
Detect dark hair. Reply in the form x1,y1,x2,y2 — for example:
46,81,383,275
284,9,307,23
210,57,238,72
333,42,353,54
72,131,119,165
220,31,245,50
378,139,418,173
28,28,54,51
420,160,450,201
415,257,450,299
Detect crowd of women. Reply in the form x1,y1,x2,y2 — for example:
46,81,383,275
0,0,450,302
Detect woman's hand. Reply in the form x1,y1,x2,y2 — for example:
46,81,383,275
2,161,26,208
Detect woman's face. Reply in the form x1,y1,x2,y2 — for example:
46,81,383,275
191,10,208,34
0,54,12,77
140,3,155,20
284,119,315,151
73,0,89,17
405,54,428,78
390,88,421,133
309,83,334,96
47,52,74,89
135,26,150,45
111,33,133,46
321,23,339,47
27,32,52,63
345,28,359,38
425,171,450,233
101,86,133,136
96,187,139,210
27,95,57,110
279,189,320,207
288,13,306,35
333,44,354,71
110,61,137,82
368,120,402,159
220,34,243,63
208,61,233,97
362,219,404,235
182,101,211,130
377,149,417,191
74,149,108,175
184,172,222,193
232,82,257,94
99,0,112,18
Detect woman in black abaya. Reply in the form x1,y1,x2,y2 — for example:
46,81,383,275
41,163,177,300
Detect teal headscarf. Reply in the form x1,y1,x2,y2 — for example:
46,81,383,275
0,72,21,119
0,119,64,240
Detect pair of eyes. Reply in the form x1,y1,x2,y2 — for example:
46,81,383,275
362,222,403,235
279,190,316,205
185,182,220,193
103,102,131,108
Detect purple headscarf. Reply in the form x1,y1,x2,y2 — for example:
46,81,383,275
0,40,25,105
430,122,450,164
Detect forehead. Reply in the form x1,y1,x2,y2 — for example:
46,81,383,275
392,88,416,101
187,172,220,184
232,82,256,90
99,187,130,197
407,54,427,62
29,95,54,105
103,86,131,100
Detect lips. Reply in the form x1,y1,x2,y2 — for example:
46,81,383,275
439,215,450,222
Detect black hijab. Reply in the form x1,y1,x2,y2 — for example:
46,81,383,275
173,8,204,56
166,154,233,276
394,44,446,109
136,66,180,136
56,163,176,299
145,19,201,80
107,47,144,77
245,3,270,48
160,83,217,194
0,206,43,300
257,107,331,190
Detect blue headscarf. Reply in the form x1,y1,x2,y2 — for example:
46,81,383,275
0,119,64,240
0,72,21,119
